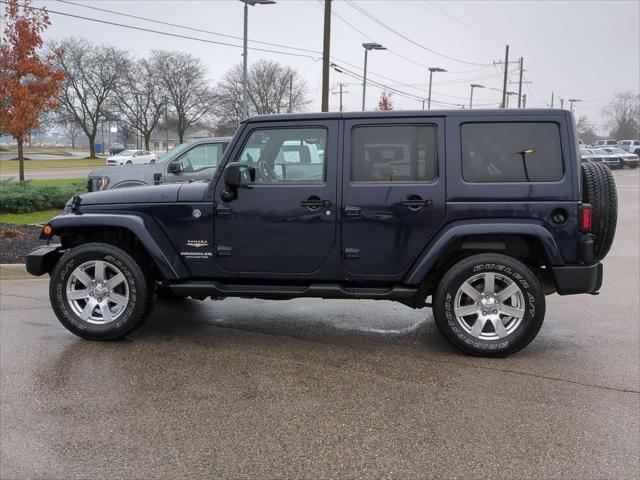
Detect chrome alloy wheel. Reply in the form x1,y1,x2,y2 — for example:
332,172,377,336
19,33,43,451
66,260,129,324
453,272,525,340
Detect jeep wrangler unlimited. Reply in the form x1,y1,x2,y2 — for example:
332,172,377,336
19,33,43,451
26,109,617,357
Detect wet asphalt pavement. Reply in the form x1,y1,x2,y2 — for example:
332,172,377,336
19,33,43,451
1,170,639,479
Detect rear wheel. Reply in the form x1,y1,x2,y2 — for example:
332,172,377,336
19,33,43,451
433,254,545,357
49,243,154,340
581,162,618,260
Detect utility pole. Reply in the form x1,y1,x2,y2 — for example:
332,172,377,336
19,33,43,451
422,99,425,110
361,43,386,111
522,94,527,108
427,67,446,109
501,44,509,108
321,0,331,112
164,94,169,151
560,97,564,109
551,92,554,108
288,74,293,113
332,82,349,111
517,57,524,108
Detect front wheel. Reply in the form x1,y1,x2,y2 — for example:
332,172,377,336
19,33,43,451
49,243,154,340
433,254,545,357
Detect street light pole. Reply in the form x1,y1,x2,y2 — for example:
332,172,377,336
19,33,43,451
427,67,446,109
361,42,385,111
240,0,276,120
469,83,484,109
568,98,581,111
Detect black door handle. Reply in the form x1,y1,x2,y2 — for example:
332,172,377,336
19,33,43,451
401,196,433,211
344,205,362,217
301,196,331,209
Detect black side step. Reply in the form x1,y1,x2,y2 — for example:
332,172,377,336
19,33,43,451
168,281,418,303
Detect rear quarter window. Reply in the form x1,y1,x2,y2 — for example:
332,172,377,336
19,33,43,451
461,122,564,182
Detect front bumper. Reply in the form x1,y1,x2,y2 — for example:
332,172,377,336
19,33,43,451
26,245,63,276
552,262,603,295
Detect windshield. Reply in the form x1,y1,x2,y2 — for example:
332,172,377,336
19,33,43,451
608,148,627,154
580,149,591,155
593,149,609,155
155,143,192,164
116,150,137,156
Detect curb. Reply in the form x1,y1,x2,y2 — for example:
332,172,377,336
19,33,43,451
0,264,34,281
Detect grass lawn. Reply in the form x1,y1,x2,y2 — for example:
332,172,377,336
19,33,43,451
0,158,103,170
0,209,61,225
29,178,84,187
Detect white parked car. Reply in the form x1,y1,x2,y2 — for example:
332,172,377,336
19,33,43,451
617,140,640,155
106,149,157,166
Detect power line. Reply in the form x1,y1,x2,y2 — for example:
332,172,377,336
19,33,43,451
3,1,320,60
422,0,505,46
57,0,322,56
343,0,493,66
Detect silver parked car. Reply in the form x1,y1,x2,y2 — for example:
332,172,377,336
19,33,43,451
580,148,619,168
601,147,639,169
617,140,640,155
88,137,231,191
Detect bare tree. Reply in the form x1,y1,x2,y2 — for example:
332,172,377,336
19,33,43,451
51,38,129,157
603,91,640,140
576,115,598,146
215,60,310,133
151,50,215,143
54,118,82,148
111,57,165,151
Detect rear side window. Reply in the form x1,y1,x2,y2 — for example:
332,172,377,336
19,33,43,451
351,125,437,182
461,123,563,182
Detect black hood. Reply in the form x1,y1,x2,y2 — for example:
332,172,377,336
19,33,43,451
78,183,183,205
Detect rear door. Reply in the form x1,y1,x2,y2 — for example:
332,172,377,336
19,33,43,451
341,117,446,280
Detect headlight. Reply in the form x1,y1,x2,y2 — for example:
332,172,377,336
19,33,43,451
89,176,110,191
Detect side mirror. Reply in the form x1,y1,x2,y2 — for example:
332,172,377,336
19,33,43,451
221,163,255,201
168,161,182,174
223,163,255,189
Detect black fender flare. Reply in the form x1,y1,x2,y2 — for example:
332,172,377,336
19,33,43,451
403,220,564,285
44,213,189,280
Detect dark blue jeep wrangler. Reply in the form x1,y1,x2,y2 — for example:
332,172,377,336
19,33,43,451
27,109,617,357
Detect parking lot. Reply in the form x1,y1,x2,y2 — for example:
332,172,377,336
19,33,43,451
1,169,638,479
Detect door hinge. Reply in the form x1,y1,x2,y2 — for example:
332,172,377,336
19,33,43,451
216,245,232,257
344,248,360,259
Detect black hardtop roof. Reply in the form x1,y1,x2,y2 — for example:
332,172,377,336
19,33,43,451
243,109,571,124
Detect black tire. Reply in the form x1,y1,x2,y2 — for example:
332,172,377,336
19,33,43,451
433,254,546,357
126,160,132,165
49,243,154,340
581,162,618,260
629,163,638,169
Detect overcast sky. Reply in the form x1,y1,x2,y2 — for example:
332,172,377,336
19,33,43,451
16,0,640,132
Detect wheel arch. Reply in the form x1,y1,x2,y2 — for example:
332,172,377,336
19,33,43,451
404,221,564,294
44,213,189,280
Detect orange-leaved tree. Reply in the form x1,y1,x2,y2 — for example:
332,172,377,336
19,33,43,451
378,91,393,111
0,0,65,181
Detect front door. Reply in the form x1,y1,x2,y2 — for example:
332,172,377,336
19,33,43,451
341,117,446,280
214,121,339,276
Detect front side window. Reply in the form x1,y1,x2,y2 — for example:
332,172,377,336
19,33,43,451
351,125,437,182
236,128,326,184
175,143,224,172
461,122,563,182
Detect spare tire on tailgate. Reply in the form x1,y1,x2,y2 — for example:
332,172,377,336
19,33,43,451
581,162,618,260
